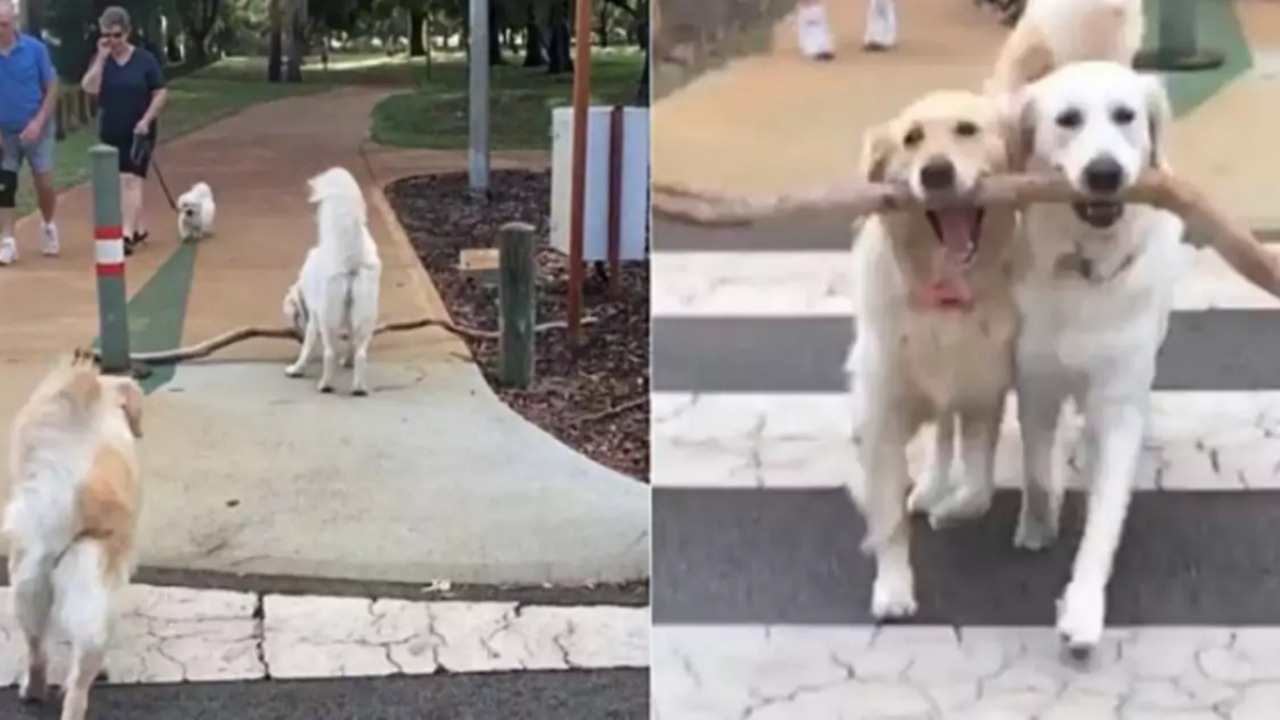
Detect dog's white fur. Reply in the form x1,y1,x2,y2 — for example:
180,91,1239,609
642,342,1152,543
847,91,1022,619
284,166,382,395
986,0,1144,101
4,353,144,720
176,181,216,242
1012,61,1182,652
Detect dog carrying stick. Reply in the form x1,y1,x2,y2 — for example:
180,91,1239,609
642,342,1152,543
652,169,1280,302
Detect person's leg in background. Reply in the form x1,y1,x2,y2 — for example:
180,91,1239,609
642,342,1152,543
864,0,899,51
120,173,142,253
796,0,836,61
28,115,59,256
0,132,22,265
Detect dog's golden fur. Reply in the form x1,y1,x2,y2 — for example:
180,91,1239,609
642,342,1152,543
847,90,1023,619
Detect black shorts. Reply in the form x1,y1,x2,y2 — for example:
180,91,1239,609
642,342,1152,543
100,133,150,178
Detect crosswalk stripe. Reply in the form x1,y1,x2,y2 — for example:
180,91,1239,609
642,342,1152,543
652,391,1280,490
0,585,649,685
653,247,1280,317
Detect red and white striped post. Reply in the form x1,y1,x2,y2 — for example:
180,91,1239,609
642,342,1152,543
90,145,131,373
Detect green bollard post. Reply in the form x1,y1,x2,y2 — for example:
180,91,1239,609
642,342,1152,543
90,145,132,375
497,221,536,388
1132,0,1225,72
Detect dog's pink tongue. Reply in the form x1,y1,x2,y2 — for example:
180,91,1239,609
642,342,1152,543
933,209,976,258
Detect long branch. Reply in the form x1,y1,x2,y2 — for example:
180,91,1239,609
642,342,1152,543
652,170,1280,301
113,316,599,366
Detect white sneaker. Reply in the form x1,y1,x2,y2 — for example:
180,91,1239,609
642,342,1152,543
41,222,59,257
0,236,16,265
797,4,836,61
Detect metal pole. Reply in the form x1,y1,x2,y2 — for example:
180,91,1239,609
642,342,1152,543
566,0,593,348
468,0,490,190
90,145,131,374
1132,0,1224,72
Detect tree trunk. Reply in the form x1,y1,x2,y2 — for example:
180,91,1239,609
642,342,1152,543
597,5,608,47
488,0,505,65
285,0,305,82
409,9,426,57
23,0,46,36
634,39,649,106
522,3,546,67
268,0,283,81
546,0,572,74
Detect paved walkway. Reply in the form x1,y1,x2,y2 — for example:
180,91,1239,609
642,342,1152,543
0,87,648,586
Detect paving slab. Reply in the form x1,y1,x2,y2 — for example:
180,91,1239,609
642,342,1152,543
133,362,648,584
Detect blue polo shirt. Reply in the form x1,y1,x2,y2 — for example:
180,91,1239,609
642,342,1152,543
0,32,55,133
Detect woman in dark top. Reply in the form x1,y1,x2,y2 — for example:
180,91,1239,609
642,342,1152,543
80,6,168,253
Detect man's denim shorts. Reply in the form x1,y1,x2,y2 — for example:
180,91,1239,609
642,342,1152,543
0,116,56,174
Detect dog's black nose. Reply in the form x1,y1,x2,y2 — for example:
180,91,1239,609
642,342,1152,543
919,158,956,192
1083,156,1124,194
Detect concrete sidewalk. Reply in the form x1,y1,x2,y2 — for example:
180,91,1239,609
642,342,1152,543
0,87,648,585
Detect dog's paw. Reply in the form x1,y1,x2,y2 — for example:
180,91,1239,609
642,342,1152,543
318,383,334,394
1013,509,1059,551
1013,488,1060,551
1056,583,1106,658
284,364,305,378
19,664,48,703
906,478,950,517
351,387,368,397
870,572,917,621
922,485,993,530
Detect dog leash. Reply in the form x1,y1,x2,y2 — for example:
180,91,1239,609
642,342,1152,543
131,133,177,212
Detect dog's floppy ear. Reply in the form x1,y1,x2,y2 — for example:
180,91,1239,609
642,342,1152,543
1141,74,1173,170
1003,88,1039,172
858,124,896,182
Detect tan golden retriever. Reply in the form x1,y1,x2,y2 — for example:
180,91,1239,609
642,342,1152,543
4,351,144,720
846,90,1023,619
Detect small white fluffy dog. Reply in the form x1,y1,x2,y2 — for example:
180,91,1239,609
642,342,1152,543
847,90,1022,619
1012,61,1181,654
986,0,1144,100
283,166,382,395
4,351,144,720
176,181,216,242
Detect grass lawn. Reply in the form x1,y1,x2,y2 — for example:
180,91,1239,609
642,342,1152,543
370,48,645,150
14,76,324,216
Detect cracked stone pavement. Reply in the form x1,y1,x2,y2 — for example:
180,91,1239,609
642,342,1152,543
652,625,1280,720
0,585,649,685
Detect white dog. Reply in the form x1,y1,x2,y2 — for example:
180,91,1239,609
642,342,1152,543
4,352,144,720
284,166,382,395
986,0,1144,101
1012,61,1182,654
176,181,215,242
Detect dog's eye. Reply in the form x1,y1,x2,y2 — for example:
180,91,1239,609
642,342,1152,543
954,121,979,137
1055,108,1083,129
1111,105,1136,125
903,126,924,147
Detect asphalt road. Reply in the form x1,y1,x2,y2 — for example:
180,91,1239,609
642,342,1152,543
0,670,648,720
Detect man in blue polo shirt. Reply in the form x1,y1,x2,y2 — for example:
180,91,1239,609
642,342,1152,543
0,0,60,265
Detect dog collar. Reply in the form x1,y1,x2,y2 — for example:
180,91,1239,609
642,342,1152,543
1054,250,1136,284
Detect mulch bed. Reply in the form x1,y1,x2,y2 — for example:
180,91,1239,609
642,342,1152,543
386,169,649,482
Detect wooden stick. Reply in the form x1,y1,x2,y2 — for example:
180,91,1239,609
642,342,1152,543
652,170,1280,302
110,316,599,366
577,396,647,424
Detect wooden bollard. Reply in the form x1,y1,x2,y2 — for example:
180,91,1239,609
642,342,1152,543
498,222,536,388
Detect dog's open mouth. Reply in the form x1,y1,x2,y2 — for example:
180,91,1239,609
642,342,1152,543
926,208,984,267
1072,201,1124,229
919,207,984,309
